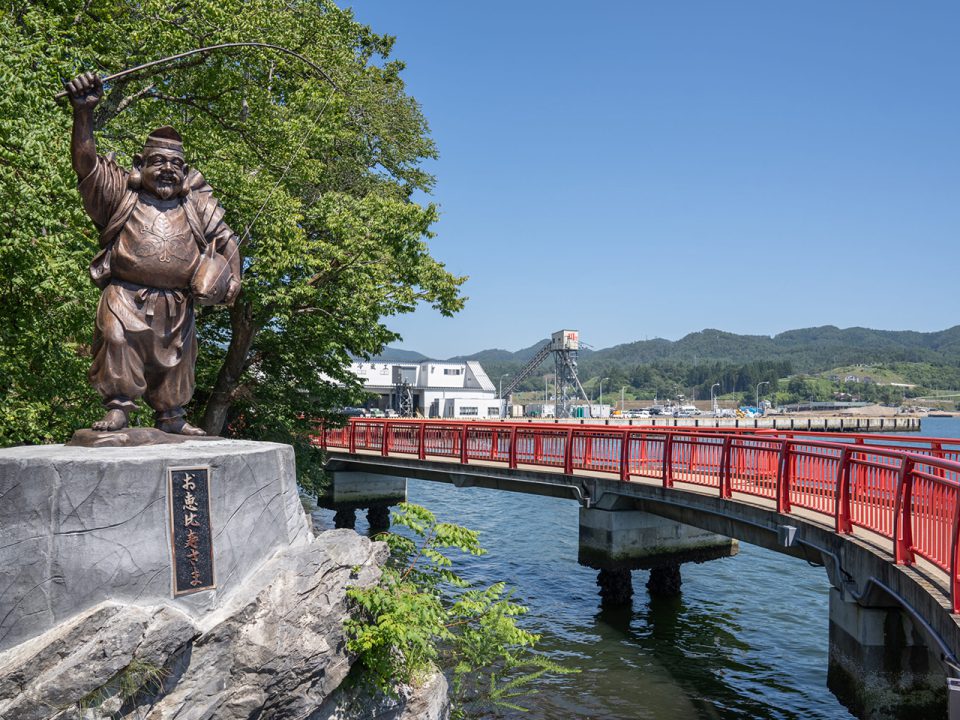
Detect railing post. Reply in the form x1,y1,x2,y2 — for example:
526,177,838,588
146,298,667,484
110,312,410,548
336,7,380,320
893,457,915,564
952,501,960,613
418,420,426,460
619,429,631,481
349,421,357,454
460,423,469,464
719,436,732,499
663,434,674,488
776,440,791,513
509,425,518,469
933,442,946,479
564,428,574,475
381,421,390,457
835,448,853,534
491,429,498,460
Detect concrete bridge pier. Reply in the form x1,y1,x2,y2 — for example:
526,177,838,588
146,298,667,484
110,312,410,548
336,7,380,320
578,506,738,605
826,588,947,719
328,471,407,533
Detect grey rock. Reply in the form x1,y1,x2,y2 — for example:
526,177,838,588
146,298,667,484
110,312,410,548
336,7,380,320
0,602,197,720
0,440,311,653
310,669,450,720
0,530,447,720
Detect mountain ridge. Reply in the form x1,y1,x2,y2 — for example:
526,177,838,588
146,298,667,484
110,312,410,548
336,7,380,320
377,325,960,370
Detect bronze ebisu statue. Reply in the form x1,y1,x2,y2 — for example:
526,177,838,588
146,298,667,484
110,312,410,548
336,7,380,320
65,72,241,436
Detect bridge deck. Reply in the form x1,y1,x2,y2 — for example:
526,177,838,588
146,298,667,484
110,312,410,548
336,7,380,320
337,446,952,598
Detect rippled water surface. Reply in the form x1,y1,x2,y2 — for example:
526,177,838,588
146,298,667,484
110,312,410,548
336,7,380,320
316,417,960,719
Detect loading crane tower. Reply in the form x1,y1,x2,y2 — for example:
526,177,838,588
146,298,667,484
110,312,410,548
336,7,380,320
499,330,591,418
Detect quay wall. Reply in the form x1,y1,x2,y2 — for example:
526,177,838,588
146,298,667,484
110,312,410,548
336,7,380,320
490,415,920,433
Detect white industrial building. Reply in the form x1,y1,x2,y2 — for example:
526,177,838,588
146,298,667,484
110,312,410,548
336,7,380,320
349,360,505,419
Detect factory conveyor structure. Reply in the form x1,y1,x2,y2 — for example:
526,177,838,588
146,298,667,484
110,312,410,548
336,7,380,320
499,330,591,418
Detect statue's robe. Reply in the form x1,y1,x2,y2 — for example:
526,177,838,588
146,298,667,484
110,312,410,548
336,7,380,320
78,154,238,419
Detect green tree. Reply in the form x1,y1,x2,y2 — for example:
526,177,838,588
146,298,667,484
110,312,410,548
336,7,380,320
0,1,464,457
346,503,571,718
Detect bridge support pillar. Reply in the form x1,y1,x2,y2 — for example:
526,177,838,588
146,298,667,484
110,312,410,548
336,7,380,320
329,471,406,533
366,505,392,533
333,507,356,530
646,563,682,596
597,568,633,604
578,507,737,605
827,588,946,719
330,471,407,505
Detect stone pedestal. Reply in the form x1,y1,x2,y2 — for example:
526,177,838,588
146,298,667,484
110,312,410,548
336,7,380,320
827,588,945,718
0,440,311,654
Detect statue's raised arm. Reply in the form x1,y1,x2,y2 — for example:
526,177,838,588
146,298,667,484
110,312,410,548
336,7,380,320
64,71,102,180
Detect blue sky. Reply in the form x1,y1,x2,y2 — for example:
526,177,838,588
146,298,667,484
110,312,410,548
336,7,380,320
349,1,959,359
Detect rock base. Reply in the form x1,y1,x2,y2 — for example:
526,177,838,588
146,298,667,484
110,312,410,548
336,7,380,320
0,440,310,653
0,531,449,720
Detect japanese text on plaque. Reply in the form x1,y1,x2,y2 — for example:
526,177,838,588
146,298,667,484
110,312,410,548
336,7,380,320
168,467,215,595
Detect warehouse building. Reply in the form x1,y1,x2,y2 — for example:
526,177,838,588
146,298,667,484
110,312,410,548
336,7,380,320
349,360,504,419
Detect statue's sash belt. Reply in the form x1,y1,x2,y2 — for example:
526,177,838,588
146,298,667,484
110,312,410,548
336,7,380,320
114,280,188,319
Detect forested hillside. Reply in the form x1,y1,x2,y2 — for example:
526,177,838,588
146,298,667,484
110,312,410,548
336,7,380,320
376,325,960,406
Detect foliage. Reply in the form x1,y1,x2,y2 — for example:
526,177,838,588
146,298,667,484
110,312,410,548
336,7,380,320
77,658,168,712
0,1,465,450
346,503,572,718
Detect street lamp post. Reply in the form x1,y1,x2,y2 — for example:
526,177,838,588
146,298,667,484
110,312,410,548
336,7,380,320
598,377,609,418
499,374,510,418
756,381,770,413
544,375,548,417
621,386,626,413
711,383,720,415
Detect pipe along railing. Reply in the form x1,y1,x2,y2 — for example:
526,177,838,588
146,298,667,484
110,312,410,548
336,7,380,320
317,419,960,612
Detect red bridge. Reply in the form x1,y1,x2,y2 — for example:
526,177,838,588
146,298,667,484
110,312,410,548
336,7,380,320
320,419,960,716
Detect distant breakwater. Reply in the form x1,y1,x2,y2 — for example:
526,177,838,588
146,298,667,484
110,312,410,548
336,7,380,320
497,415,920,433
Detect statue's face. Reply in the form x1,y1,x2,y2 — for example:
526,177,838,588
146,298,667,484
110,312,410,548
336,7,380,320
140,149,186,200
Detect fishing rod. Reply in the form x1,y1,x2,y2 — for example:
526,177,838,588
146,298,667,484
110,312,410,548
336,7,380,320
54,41,341,100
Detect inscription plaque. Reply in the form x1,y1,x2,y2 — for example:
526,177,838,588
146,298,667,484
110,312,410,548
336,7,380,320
167,466,215,595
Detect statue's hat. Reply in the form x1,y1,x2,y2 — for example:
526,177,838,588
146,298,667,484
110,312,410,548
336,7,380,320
143,126,184,154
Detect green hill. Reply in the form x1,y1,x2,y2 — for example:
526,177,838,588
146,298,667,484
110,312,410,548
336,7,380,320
415,325,960,403
443,325,960,373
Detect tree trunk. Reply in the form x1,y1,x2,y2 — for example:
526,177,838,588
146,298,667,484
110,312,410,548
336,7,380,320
201,296,258,435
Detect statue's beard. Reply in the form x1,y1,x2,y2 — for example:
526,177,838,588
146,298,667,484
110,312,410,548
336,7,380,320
153,180,178,200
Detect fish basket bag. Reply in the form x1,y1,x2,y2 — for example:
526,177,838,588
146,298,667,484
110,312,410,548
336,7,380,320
191,242,231,305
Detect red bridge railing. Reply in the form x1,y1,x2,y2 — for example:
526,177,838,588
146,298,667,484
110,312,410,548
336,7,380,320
318,419,960,612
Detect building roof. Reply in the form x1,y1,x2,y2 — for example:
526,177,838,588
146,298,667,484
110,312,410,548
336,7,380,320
466,361,496,393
